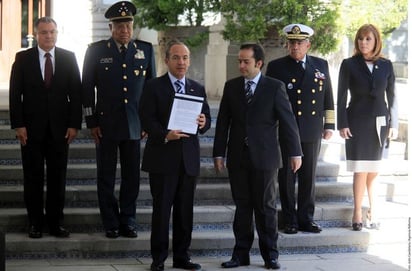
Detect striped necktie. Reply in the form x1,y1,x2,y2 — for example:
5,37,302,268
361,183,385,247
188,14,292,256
174,80,184,94
245,80,254,103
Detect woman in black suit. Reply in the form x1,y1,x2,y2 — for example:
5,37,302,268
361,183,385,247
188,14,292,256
337,24,398,231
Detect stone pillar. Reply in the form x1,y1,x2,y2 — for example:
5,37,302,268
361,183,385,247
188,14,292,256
205,22,230,99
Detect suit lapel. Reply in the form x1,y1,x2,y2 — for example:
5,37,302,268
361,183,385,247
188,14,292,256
30,47,44,85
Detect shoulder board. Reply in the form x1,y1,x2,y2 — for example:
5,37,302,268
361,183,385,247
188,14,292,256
88,40,108,48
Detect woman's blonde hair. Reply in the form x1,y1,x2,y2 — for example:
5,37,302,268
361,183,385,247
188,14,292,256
353,24,383,61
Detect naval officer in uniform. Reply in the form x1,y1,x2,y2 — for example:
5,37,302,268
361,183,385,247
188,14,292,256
266,24,335,234
82,1,156,238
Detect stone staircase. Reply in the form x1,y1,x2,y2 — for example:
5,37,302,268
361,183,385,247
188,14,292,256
0,104,408,259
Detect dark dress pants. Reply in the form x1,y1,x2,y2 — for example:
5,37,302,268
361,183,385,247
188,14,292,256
21,129,68,230
96,138,140,230
228,146,279,262
149,163,197,264
278,139,321,226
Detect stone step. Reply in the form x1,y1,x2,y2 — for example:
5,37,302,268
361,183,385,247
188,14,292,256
0,160,344,183
0,182,359,208
1,175,408,208
0,177,408,232
4,200,410,259
0,203,357,234
1,158,409,184
5,227,372,258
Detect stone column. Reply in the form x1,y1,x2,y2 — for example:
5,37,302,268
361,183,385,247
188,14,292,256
205,21,230,100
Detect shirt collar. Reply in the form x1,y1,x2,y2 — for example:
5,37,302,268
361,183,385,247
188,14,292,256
168,72,185,86
38,46,55,58
244,72,261,85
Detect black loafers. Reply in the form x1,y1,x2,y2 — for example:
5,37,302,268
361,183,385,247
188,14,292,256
173,260,202,270
221,257,250,268
150,262,164,271
28,225,42,238
119,225,137,238
264,259,281,269
105,228,120,238
49,226,70,238
284,224,298,234
299,222,322,233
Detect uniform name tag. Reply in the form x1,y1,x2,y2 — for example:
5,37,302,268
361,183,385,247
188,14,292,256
100,58,113,64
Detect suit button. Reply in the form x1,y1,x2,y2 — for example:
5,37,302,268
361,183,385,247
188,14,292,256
298,111,302,116
123,87,127,92
297,100,302,105
122,64,127,68
312,89,316,93
312,100,316,104
123,75,127,80
297,89,301,94
124,99,128,104
312,111,316,115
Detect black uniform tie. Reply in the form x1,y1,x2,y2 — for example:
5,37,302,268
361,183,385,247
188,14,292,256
120,45,127,59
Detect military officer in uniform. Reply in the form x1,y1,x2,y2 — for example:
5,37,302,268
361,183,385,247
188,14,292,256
266,24,335,234
82,1,156,238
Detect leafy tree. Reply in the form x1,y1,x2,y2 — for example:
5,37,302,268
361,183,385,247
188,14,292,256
221,0,341,55
131,0,408,55
132,0,221,30
340,0,408,38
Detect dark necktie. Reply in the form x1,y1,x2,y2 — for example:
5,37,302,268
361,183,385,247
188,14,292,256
245,80,254,104
120,45,126,59
297,60,305,71
44,52,53,88
174,80,184,94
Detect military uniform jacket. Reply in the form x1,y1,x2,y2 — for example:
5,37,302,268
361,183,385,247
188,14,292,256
266,55,335,142
82,38,156,140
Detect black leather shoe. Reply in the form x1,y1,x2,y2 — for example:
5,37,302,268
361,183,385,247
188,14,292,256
221,257,250,268
173,260,201,270
352,222,363,231
264,259,281,269
28,225,42,238
284,224,298,234
150,262,164,271
119,225,137,238
105,228,119,238
299,222,322,233
49,226,70,238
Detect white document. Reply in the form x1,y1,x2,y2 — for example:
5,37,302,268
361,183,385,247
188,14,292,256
167,93,204,135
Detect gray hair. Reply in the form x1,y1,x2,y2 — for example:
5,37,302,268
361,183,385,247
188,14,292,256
34,17,57,32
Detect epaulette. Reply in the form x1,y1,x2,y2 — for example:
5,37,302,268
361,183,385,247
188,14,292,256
88,39,108,48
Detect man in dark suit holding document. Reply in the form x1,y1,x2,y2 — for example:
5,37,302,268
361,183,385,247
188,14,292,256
139,40,211,271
